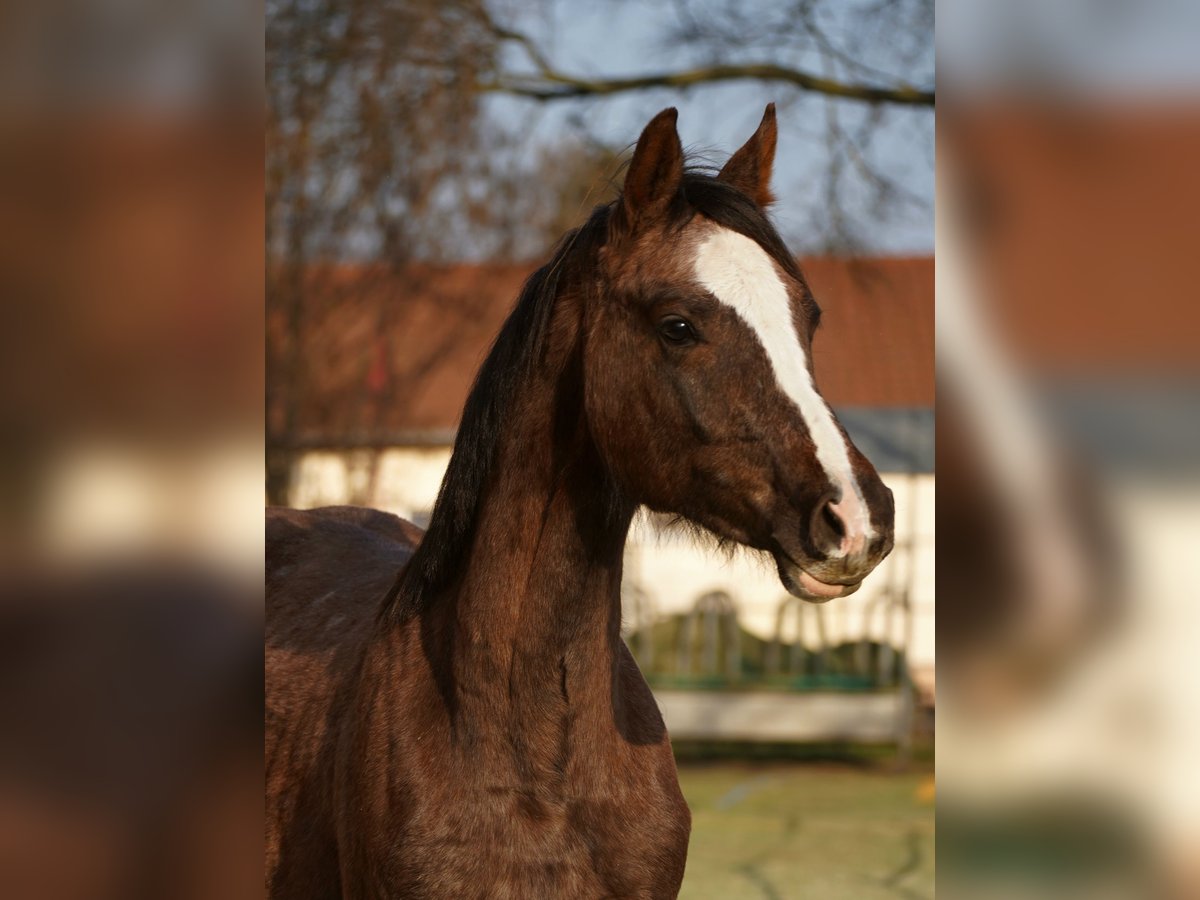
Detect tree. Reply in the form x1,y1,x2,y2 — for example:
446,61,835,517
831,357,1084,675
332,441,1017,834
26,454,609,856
475,0,934,250
266,0,498,501
478,2,933,107
267,0,934,264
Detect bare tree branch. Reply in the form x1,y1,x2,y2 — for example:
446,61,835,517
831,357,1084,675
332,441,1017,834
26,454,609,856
478,61,933,107
477,9,932,108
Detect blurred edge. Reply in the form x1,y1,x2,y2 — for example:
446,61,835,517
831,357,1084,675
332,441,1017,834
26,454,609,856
938,1,1200,897
1,1,263,899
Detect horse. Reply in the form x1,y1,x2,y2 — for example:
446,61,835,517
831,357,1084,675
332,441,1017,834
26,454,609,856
266,104,896,899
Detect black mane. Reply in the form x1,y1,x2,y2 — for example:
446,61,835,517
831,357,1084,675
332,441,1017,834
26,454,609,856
382,173,804,619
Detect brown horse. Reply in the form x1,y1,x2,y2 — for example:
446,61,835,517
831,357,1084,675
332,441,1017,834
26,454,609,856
266,105,895,899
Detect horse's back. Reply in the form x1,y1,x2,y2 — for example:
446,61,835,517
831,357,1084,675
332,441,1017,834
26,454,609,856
266,505,421,636
267,504,422,581
265,505,422,898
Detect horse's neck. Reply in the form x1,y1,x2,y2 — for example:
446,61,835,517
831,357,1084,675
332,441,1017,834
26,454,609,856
423,377,634,736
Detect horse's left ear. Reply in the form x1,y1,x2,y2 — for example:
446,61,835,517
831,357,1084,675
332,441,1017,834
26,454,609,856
620,107,684,230
717,103,777,207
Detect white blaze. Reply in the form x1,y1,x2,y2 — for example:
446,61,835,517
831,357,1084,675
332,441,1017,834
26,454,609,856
693,226,874,552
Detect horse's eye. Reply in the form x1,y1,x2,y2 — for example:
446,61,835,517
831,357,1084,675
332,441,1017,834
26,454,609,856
659,316,696,345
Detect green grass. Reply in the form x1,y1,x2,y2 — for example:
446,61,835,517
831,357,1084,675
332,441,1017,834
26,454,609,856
677,762,934,900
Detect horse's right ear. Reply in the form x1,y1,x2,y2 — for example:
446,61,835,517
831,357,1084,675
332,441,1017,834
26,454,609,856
717,103,777,207
620,108,684,230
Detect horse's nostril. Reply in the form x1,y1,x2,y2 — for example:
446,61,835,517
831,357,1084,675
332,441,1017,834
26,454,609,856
822,503,845,541
810,495,847,557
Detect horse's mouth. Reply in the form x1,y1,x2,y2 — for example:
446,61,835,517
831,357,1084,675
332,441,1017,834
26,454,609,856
774,556,863,603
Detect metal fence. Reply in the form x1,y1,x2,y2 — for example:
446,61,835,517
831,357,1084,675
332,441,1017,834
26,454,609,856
621,582,913,692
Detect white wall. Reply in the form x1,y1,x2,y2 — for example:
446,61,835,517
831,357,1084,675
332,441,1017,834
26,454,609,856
291,447,935,671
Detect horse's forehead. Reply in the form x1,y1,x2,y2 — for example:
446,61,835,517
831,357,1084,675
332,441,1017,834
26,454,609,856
690,224,797,330
608,219,798,318
616,220,706,285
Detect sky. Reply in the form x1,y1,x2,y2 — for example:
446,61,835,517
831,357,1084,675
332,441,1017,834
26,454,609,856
483,0,934,255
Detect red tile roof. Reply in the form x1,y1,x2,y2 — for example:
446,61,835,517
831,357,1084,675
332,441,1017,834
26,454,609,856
805,257,933,408
944,107,1200,374
271,256,932,446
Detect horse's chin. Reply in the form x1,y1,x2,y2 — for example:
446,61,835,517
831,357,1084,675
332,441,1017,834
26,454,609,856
775,557,862,604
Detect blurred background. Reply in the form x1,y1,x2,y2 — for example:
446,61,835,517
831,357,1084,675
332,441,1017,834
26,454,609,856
265,2,934,898
938,1,1200,897
2,1,263,899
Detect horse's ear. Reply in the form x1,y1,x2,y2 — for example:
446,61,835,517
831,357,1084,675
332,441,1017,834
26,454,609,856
717,103,777,207
621,107,684,228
